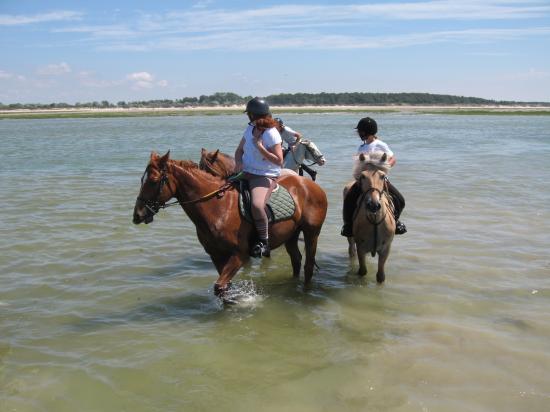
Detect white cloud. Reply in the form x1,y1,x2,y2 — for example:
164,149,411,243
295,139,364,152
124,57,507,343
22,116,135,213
0,11,83,26
0,70,14,79
97,26,550,52
126,71,168,90
127,72,154,82
37,62,72,75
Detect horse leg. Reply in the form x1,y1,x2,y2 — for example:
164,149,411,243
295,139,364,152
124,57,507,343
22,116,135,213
302,229,320,284
376,245,391,283
356,244,367,277
284,231,302,278
212,254,244,296
347,237,356,258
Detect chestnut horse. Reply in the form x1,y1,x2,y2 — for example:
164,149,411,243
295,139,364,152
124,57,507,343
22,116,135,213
133,151,327,296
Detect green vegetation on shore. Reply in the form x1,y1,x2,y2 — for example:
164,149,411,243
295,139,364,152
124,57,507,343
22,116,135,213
2,91,549,119
2,91,549,111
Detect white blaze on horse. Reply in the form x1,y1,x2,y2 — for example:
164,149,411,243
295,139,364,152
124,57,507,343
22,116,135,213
283,140,326,180
344,152,396,283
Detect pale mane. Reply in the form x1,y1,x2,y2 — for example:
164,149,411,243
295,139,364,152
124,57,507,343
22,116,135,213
352,151,391,180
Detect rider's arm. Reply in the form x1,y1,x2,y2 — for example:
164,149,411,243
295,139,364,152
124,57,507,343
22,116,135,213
235,137,245,170
256,140,283,166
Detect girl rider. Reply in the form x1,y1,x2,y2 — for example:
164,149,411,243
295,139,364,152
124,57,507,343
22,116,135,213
235,98,284,258
341,116,407,237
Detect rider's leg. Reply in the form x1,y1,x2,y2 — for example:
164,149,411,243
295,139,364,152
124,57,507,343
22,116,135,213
249,175,275,257
341,181,361,237
386,180,407,235
301,164,317,181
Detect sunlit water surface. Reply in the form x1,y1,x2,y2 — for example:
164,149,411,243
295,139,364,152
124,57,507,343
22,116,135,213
1,114,549,411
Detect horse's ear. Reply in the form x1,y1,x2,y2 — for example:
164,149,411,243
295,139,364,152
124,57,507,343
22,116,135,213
150,151,159,162
201,148,206,156
159,150,170,165
381,153,387,162
212,149,219,161
359,153,366,162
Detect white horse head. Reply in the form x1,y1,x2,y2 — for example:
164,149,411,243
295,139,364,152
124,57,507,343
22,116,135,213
352,151,392,180
283,139,326,171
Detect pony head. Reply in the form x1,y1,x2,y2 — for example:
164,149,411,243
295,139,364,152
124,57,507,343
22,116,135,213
302,140,326,166
352,151,391,180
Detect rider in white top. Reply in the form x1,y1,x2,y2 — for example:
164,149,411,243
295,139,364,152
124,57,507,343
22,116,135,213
357,139,394,157
235,98,284,258
341,116,406,237
275,118,302,148
242,124,282,177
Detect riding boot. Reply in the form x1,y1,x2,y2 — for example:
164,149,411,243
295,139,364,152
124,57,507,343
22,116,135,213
251,238,270,258
395,220,407,235
301,164,317,181
341,182,361,237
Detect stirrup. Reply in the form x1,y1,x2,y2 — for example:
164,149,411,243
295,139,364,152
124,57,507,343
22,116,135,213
251,240,270,258
340,224,353,237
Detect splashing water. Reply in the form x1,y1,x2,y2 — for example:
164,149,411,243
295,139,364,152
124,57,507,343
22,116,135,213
220,279,265,307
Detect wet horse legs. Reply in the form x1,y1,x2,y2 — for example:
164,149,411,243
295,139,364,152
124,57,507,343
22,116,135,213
212,254,244,296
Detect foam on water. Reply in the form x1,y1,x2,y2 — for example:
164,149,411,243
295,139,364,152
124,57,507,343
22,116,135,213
219,279,265,307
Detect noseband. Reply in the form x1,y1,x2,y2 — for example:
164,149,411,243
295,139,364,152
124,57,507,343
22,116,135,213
362,177,389,225
292,141,324,167
137,165,178,216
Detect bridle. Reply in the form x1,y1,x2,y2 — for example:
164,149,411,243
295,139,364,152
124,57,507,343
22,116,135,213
136,163,236,218
137,165,179,216
360,171,390,226
291,140,325,167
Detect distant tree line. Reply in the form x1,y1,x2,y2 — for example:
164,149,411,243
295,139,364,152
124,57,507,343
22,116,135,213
1,91,548,110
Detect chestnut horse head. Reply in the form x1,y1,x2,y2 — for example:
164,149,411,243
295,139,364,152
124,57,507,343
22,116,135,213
133,150,328,298
133,151,177,225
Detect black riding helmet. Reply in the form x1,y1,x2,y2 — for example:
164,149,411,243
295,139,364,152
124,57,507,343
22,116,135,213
355,117,378,136
245,97,270,116
274,117,284,126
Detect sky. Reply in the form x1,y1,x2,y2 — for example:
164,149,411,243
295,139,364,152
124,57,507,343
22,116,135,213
1,0,550,103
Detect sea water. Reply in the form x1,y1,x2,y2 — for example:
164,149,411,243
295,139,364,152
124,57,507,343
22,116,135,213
1,113,549,411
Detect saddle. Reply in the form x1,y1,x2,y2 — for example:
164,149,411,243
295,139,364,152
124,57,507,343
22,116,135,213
237,179,296,223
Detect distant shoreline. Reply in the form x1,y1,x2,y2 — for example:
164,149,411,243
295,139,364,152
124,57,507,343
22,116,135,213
2,105,550,119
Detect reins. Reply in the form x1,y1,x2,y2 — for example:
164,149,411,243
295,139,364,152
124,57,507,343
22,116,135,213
137,162,237,216
359,177,391,257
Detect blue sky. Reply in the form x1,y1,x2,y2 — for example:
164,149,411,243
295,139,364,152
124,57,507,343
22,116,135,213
1,0,549,103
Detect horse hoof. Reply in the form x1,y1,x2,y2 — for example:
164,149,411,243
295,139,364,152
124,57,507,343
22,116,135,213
357,269,367,277
214,282,231,297
376,272,385,283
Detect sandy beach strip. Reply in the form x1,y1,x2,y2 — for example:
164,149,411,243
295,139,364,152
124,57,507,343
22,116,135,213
1,104,549,118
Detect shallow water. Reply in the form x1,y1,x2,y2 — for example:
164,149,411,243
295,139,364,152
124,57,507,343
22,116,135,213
1,113,550,411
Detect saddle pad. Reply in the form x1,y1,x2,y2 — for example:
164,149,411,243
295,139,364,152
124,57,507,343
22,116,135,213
239,184,296,223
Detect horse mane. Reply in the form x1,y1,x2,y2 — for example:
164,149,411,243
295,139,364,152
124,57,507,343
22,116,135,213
199,149,238,179
352,151,391,180
169,158,225,185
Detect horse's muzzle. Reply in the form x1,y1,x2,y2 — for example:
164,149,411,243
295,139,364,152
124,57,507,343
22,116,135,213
133,207,154,225
366,200,381,213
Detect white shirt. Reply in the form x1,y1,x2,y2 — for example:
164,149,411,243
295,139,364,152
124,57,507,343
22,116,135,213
280,125,299,147
357,139,394,157
242,125,282,177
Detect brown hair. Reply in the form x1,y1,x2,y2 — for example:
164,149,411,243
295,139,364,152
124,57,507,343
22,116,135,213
254,116,279,130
